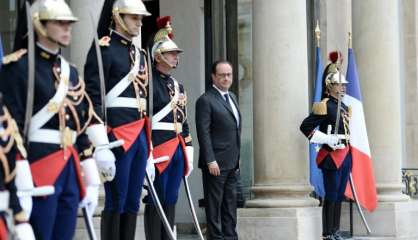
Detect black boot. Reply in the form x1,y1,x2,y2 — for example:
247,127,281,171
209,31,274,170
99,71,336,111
120,212,138,240
144,204,162,240
100,210,120,240
322,200,336,237
162,205,176,240
332,202,344,239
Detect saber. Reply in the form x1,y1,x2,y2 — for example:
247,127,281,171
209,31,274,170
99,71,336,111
82,207,98,240
147,49,153,120
95,139,124,151
88,10,107,124
23,1,35,145
333,52,343,137
145,172,177,240
349,173,372,234
183,176,204,240
4,209,18,240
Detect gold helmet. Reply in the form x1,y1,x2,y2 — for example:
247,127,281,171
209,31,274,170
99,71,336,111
323,51,348,88
112,0,151,35
325,70,348,86
31,0,78,38
151,16,183,68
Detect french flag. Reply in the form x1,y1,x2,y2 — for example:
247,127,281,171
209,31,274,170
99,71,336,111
343,48,377,212
309,46,325,197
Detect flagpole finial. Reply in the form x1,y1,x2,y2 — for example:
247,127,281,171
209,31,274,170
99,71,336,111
348,32,352,48
314,20,320,47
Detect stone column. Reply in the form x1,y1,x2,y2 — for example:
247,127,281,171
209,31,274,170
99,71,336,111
315,0,352,70
341,0,418,238
70,0,104,73
403,0,418,169
237,1,321,239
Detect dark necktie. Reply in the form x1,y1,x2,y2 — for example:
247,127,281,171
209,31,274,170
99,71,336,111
224,93,230,104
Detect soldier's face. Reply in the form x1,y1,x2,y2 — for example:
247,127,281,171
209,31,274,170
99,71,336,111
212,63,233,91
162,51,179,68
122,14,143,36
45,20,73,46
329,83,346,98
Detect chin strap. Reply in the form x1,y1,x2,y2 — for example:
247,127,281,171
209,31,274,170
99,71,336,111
156,54,178,69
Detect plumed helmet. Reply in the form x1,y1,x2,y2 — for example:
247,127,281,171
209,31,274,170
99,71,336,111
151,16,183,59
321,51,348,97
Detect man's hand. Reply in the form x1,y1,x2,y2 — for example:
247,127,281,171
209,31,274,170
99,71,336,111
208,161,220,176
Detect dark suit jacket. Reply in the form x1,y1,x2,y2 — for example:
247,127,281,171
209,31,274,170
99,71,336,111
195,86,241,170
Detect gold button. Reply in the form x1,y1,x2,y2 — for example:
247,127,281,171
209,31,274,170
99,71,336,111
128,73,135,82
47,101,59,113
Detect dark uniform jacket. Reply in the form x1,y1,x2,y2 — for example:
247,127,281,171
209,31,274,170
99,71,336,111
84,31,148,128
0,45,92,163
152,68,192,147
300,96,351,170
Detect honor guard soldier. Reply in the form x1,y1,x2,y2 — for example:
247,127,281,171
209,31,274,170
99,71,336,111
84,0,153,239
143,16,194,240
300,52,352,240
0,0,117,239
0,94,35,239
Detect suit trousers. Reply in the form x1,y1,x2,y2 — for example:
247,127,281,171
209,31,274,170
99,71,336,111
202,168,238,240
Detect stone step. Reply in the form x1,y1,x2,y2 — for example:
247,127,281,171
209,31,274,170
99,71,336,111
74,215,202,240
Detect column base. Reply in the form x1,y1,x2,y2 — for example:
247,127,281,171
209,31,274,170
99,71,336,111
237,207,322,240
341,199,418,239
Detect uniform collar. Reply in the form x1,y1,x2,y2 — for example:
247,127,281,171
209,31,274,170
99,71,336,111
36,42,60,61
110,30,133,46
155,68,171,80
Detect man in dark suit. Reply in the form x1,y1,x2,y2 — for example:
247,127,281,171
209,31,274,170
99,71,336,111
196,60,241,240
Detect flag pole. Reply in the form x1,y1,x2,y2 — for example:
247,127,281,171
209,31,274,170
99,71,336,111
314,20,320,47
348,32,352,49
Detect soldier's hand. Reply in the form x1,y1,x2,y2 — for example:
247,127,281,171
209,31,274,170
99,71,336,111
94,148,116,181
208,161,220,176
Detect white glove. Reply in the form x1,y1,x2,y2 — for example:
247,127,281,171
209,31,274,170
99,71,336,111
79,185,99,218
79,158,101,218
86,124,116,182
310,130,346,150
15,222,36,240
185,146,194,177
145,153,156,183
15,160,34,218
94,149,116,182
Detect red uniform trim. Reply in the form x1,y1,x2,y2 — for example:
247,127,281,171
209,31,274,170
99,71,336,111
110,118,151,153
153,135,189,175
30,147,86,199
0,218,7,240
316,146,350,169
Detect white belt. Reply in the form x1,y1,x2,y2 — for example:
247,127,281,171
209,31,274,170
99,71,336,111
106,50,140,105
152,122,182,133
106,97,146,110
29,57,70,135
153,80,179,123
29,129,77,145
0,191,9,211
